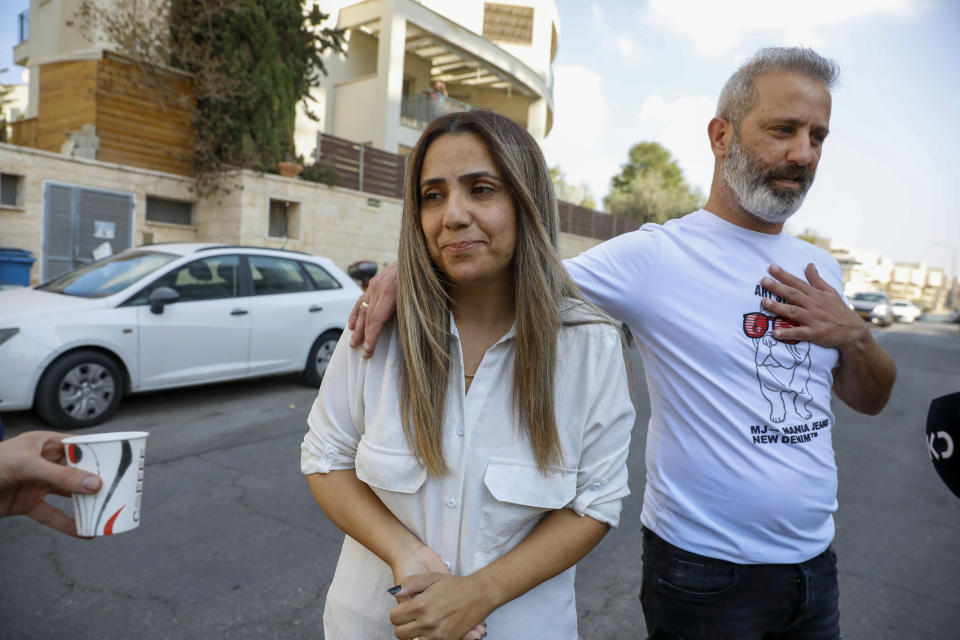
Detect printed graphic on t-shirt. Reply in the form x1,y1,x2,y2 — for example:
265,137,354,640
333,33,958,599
743,284,832,446
744,284,817,426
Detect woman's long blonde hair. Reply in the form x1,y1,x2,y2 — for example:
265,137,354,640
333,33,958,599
397,110,613,475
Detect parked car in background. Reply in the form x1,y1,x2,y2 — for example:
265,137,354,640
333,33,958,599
850,292,894,327
0,244,361,429
890,300,922,323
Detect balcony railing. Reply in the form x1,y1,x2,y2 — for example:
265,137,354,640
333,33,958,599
400,92,474,130
18,9,29,43
315,133,406,199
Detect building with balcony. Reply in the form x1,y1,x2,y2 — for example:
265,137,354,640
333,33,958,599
830,245,957,312
9,0,558,166
298,0,558,159
2,0,636,287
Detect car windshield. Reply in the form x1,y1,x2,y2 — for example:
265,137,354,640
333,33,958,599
37,251,178,298
853,293,885,302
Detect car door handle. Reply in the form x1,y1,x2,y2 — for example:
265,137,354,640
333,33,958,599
230,308,248,316
308,305,324,312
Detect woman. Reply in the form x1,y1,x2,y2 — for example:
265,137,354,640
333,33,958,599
301,110,635,639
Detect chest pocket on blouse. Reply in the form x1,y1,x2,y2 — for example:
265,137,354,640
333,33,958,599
478,458,577,555
355,438,427,494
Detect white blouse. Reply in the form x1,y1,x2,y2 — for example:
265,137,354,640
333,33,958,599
301,308,635,639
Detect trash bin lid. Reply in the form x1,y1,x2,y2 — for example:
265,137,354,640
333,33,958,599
0,248,34,258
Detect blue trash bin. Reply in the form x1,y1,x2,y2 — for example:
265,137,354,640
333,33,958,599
0,248,36,286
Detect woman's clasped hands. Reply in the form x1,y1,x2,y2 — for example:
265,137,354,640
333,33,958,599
390,543,489,640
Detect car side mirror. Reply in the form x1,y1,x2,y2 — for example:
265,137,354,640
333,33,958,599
148,286,180,314
347,260,378,290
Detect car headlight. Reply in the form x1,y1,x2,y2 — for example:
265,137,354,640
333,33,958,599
874,304,889,314
0,328,19,347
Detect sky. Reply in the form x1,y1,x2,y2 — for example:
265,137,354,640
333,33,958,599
540,0,960,274
2,0,957,273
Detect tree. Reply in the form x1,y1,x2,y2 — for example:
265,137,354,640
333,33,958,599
76,0,345,193
794,228,831,249
549,165,597,210
604,141,704,224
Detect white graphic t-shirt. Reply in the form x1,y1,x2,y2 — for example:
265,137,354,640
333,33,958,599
566,209,842,564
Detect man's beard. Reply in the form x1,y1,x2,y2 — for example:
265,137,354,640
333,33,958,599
722,133,814,224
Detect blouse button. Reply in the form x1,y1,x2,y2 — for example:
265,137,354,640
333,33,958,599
590,479,605,491
324,446,338,459
456,426,464,437
446,497,457,508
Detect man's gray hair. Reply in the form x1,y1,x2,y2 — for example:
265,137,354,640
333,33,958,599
716,47,840,124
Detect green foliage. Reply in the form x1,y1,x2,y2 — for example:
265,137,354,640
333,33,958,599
795,228,831,249
0,69,12,144
549,165,597,210
604,141,704,224
169,0,345,175
300,161,340,187
76,0,345,194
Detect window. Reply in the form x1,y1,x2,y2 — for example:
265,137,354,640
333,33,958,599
146,196,193,225
18,9,28,44
41,250,177,299
302,262,342,290
129,255,240,305
268,199,300,239
483,3,535,45
1,173,24,207
249,255,312,296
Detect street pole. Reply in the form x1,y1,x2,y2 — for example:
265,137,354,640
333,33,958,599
934,242,957,310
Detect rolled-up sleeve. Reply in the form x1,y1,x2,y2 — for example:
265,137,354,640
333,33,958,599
570,329,635,527
301,330,366,475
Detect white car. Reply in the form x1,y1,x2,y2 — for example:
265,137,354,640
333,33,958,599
0,244,361,429
890,300,922,323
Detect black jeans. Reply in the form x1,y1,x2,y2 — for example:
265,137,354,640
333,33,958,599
641,527,840,640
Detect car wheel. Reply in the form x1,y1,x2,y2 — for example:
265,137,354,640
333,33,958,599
35,350,124,429
304,330,342,387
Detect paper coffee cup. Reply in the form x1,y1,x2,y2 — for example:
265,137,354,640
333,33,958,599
62,431,148,537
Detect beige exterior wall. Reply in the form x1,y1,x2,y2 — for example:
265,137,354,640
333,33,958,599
559,232,600,259
0,143,197,284
295,28,380,157
331,75,380,145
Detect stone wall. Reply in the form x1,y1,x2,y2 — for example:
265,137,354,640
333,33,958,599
0,143,196,284
0,144,602,285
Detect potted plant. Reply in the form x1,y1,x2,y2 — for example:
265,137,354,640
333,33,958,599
278,154,303,178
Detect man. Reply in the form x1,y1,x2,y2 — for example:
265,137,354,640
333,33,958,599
350,47,896,638
0,430,102,537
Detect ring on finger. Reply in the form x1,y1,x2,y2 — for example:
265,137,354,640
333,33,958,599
360,300,369,309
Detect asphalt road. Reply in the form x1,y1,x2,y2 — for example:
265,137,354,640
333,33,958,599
1,321,958,639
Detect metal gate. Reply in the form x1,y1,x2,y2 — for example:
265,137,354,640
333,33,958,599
43,183,134,280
